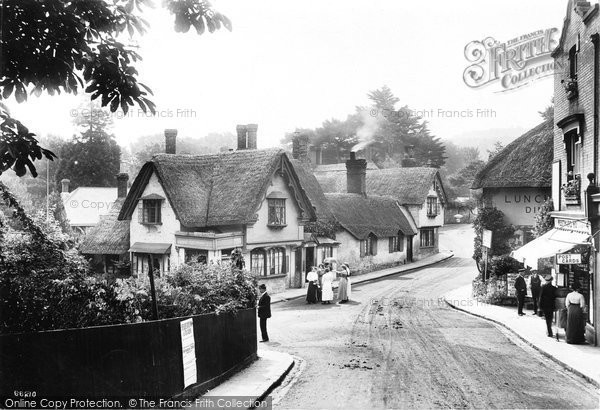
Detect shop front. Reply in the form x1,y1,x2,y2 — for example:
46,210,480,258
511,216,595,345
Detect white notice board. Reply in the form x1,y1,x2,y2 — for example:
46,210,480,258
482,229,492,249
180,318,197,388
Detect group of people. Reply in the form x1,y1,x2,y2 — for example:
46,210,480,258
514,268,587,344
305,262,351,305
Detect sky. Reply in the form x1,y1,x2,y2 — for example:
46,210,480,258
6,0,568,149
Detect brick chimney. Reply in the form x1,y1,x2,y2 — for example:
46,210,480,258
292,132,310,161
116,173,129,198
236,124,248,150
346,152,367,196
165,129,177,154
61,179,70,193
575,1,591,16
246,124,258,150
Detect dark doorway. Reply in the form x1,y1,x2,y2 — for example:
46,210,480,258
306,247,315,274
407,236,413,263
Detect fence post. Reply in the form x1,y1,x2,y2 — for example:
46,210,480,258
147,254,159,320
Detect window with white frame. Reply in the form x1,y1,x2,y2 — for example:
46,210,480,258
139,199,162,224
420,228,435,248
361,233,377,257
267,198,286,226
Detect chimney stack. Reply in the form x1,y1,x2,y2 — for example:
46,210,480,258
246,124,258,150
292,132,310,161
61,179,70,193
236,124,248,150
346,152,367,196
116,173,129,198
165,129,177,154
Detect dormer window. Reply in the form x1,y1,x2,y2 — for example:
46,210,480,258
138,194,164,224
266,191,286,227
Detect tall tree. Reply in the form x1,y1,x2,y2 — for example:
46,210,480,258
54,103,120,189
0,0,231,178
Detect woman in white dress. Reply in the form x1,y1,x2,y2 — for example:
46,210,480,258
337,263,351,303
321,268,335,304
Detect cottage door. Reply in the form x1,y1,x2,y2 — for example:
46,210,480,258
407,236,413,263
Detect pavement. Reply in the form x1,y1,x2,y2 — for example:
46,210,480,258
445,284,600,387
196,252,453,407
198,349,295,406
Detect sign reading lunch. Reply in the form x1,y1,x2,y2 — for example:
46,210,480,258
463,28,560,91
487,188,550,226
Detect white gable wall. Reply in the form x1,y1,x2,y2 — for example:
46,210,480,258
130,172,180,266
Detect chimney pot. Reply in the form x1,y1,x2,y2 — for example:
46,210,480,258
165,129,177,154
236,124,248,150
246,124,258,150
116,173,129,198
346,155,367,196
61,179,70,193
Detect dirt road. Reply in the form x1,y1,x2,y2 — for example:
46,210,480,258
266,226,600,409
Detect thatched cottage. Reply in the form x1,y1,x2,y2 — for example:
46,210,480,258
471,119,553,247
314,164,447,258
79,175,130,273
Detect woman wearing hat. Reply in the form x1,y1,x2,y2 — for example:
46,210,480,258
337,263,351,303
565,283,587,344
306,266,319,304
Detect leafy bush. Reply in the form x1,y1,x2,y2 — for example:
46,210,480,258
489,254,521,277
472,275,506,304
472,206,515,262
0,183,258,333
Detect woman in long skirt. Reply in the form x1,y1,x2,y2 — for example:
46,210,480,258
337,263,351,303
306,267,319,304
321,268,335,304
565,284,586,344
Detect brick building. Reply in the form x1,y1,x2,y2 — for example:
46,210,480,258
550,0,599,345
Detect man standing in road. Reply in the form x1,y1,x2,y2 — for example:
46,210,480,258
530,270,542,315
257,284,271,342
514,268,527,316
539,274,557,337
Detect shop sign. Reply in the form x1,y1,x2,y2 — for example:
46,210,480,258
556,253,582,265
555,218,591,234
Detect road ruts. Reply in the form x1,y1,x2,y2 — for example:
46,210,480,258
269,257,600,409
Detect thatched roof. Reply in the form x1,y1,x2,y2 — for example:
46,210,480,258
119,149,317,227
290,159,335,222
324,193,417,240
314,167,446,205
79,199,129,255
471,120,553,189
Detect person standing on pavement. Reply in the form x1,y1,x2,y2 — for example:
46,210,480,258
337,263,351,303
321,267,335,304
257,284,271,342
316,264,325,302
539,274,557,337
514,268,527,316
306,267,319,304
529,270,542,315
565,283,587,344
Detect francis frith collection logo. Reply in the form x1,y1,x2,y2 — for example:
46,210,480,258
463,28,560,91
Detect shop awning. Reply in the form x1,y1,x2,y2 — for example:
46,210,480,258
510,228,590,269
128,242,172,254
316,237,340,245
